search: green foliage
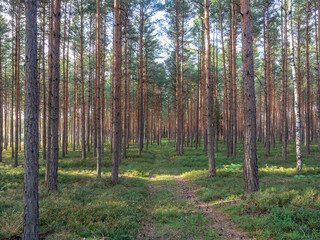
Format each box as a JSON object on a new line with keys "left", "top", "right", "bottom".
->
{"left": 1, "top": 141, "right": 320, "bottom": 239}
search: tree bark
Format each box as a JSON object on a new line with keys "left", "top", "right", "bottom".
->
{"left": 205, "top": 0, "right": 216, "bottom": 177}
{"left": 123, "top": 0, "right": 128, "bottom": 158}
{"left": 220, "top": 4, "right": 228, "bottom": 145}
{"left": 80, "top": 0, "right": 86, "bottom": 160}
{"left": 288, "top": 0, "right": 302, "bottom": 171}
{"left": 112, "top": 0, "right": 121, "bottom": 184}
{"left": 46, "top": 0, "right": 54, "bottom": 181}
{"left": 42, "top": 0, "right": 46, "bottom": 160}
{"left": 48, "top": 0, "right": 61, "bottom": 191}
{"left": 23, "top": 0, "right": 39, "bottom": 237}
{"left": 15, "top": 0, "right": 21, "bottom": 167}
{"left": 138, "top": 2, "right": 144, "bottom": 156}
{"left": 0, "top": 39, "right": 3, "bottom": 162}
{"left": 306, "top": 0, "right": 310, "bottom": 155}
{"left": 282, "top": 0, "right": 288, "bottom": 161}
{"left": 96, "top": 0, "right": 102, "bottom": 177}
{"left": 240, "top": 0, "right": 259, "bottom": 196}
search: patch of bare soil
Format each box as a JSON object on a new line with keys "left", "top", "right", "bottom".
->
{"left": 174, "top": 176, "right": 252, "bottom": 240}
{"left": 138, "top": 177, "right": 156, "bottom": 240}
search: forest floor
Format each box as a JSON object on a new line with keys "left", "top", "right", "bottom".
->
{"left": 1, "top": 140, "right": 320, "bottom": 239}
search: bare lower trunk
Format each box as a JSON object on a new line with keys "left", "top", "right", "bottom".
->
{"left": 80, "top": 0, "right": 86, "bottom": 160}
{"left": 240, "top": 0, "right": 259, "bottom": 195}
{"left": 204, "top": 0, "right": 216, "bottom": 177}
{"left": 112, "top": 0, "right": 121, "bottom": 184}
{"left": 23, "top": 0, "right": 39, "bottom": 237}
{"left": 48, "top": 0, "right": 61, "bottom": 191}
{"left": 288, "top": 0, "right": 302, "bottom": 171}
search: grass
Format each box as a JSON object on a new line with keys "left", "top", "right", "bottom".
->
{"left": 0, "top": 140, "right": 319, "bottom": 239}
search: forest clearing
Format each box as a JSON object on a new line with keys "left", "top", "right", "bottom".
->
{"left": 0, "top": 0, "right": 320, "bottom": 239}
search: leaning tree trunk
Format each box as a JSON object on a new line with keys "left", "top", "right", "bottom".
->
{"left": 240, "top": 0, "right": 259, "bottom": 196}
{"left": 288, "top": 0, "right": 302, "bottom": 171}
{"left": 204, "top": 0, "right": 216, "bottom": 177}
{"left": 23, "top": 0, "right": 39, "bottom": 238}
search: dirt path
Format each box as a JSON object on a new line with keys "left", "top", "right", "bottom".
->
{"left": 174, "top": 176, "right": 251, "bottom": 240}
{"left": 138, "top": 177, "right": 156, "bottom": 240}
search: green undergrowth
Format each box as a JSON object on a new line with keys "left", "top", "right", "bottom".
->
{"left": 0, "top": 140, "right": 319, "bottom": 239}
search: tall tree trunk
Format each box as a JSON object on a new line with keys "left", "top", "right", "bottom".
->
{"left": 48, "top": 0, "right": 61, "bottom": 191}
{"left": 0, "top": 39, "right": 2, "bottom": 162}
{"left": 240, "top": 0, "right": 259, "bottom": 196}
{"left": 46, "top": 0, "right": 54, "bottom": 180}
{"left": 138, "top": 1, "right": 144, "bottom": 156}
{"left": 317, "top": 0, "right": 320, "bottom": 151}
{"left": 112, "top": 0, "right": 121, "bottom": 184}
{"left": 23, "top": 0, "right": 39, "bottom": 237}
{"left": 80, "top": 0, "right": 86, "bottom": 160}
{"left": 42, "top": 0, "right": 46, "bottom": 160}
{"left": 62, "top": 1, "right": 67, "bottom": 157}
{"left": 15, "top": 0, "right": 21, "bottom": 167}
{"left": 227, "top": 3, "right": 234, "bottom": 157}
{"left": 306, "top": 0, "right": 310, "bottom": 154}
{"left": 201, "top": 20, "right": 207, "bottom": 154}
{"left": 265, "top": 1, "right": 271, "bottom": 155}
{"left": 220, "top": 4, "right": 227, "bottom": 145}
{"left": 282, "top": 0, "right": 288, "bottom": 161}
{"left": 123, "top": 0, "right": 128, "bottom": 158}
{"left": 4, "top": 66, "right": 8, "bottom": 151}
{"left": 205, "top": 0, "right": 216, "bottom": 177}
{"left": 288, "top": 0, "right": 302, "bottom": 171}
{"left": 232, "top": 3, "right": 238, "bottom": 157}
{"left": 180, "top": 8, "right": 184, "bottom": 155}
{"left": 87, "top": 18, "right": 92, "bottom": 153}
{"left": 96, "top": 0, "right": 102, "bottom": 177}
{"left": 144, "top": 53, "right": 149, "bottom": 150}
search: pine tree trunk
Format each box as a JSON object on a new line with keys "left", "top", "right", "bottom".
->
{"left": 138, "top": 3, "right": 144, "bottom": 156}
{"left": 265, "top": 2, "right": 271, "bottom": 155}
{"left": 42, "top": 0, "right": 46, "bottom": 160}
{"left": 180, "top": 10, "right": 184, "bottom": 155}
{"left": 316, "top": 0, "right": 320, "bottom": 151}
{"left": 282, "top": 0, "right": 288, "bottom": 161}
{"left": 96, "top": 0, "right": 102, "bottom": 177}
{"left": 306, "top": 0, "right": 310, "bottom": 155}
{"left": 46, "top": 0, "right": 54, "bottom": 180}
{"left": 23, "top": 0, "right": 39, "bottom": 237}
{"left": 205, "top": 0, "right": 216, "bottom": 177}
{"left": 80, "top": 0, "right": 86, "bottom": 160}
{"left": 14, "top": 0, "right": 21, "bottom": 167}
{"left": 87, "top": 18, "right": 92, "bottom": 153}
{"left": 48, "top": 0, "right": 61, "bottom": 191}
{"left": 123, "top": 0, "right": 128, "bottom": 158}
{"left": 240, "top": 0, "right": 259, "bottom": 196}
{"left": 220, "top": 4, "right": 228, "bottom": 145}
{"left": 0, "top": 39, "right": 3, "bottom": 162}
{"left": 175, "top": 2, "right": 180, "bottom": 153}
{"left": 112, "top": 0, "right": 121, "bottom": 184}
